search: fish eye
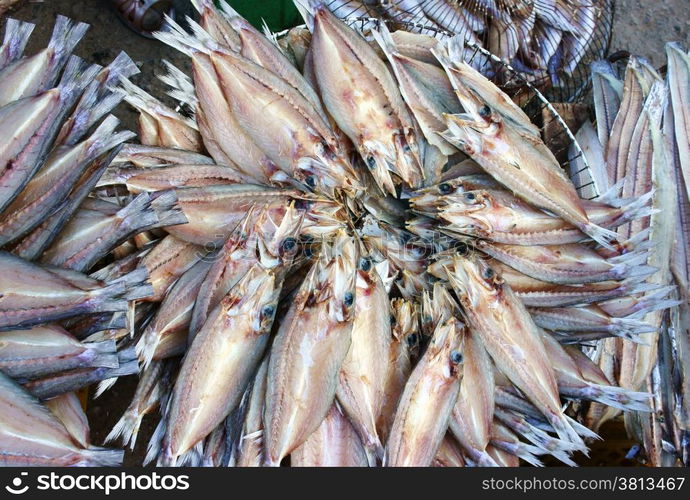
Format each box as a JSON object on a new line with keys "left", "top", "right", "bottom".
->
{"left": 261, "top": 304, "right": 276, "bottom": 319}
{"left": 438, "top": 183, "right": 452, "bottom": 195}
{"left": 456, "top": 242, "right": 469, "bottom": 256}
{"left": 464, "top": 192, "right": 476, "bottom": 202}
{"left": 344, "top": 291, "right": 354, "bottom": 307}
{"left": 305, "top": 175, "right": 317, "bottom": 188}
{"left": 281, "top": 237, "right": 297, "bottom": 253}
{"left": 479, "top": 105, "right": 492, "bottom": 118}
{"left": 366, "top": 156, "right": 376, "bottom": 169}
{"left": 407, "top": 333, "right": 418, "bottom": 347}
{"left": 450, "top": 350, "right": 463, "bottom": 364}
{"left": 483, "top": 267, "right": 495, "bottom": 280}
{"left": 359, "top": 257, "right": 372, "bottom": 272}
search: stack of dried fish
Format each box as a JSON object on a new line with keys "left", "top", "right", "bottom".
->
{"left": 323, "top": 0, "right": 612, "bottom": 88}
{"left": 1, "top": 1, "right": 682, "bottom": 467}
{"left": 75, "top": 0, "right": 675, "bottom": 467}
{"left": 570, "top": 44, "right": 690, "bottom": 466}
{"left": 0, "top": 16, "right": 188, "bottom": 466}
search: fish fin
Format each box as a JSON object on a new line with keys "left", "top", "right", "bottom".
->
{"left": 565, "top": 414, "right": 601, "bottom": 441}
{"left": 76, "top": 446, "right": 124, "bottom": 466}
{"left": 105, "top": 405, "right": 144, "bottom": 450}
{"left": 159, "top": 59, "right": 198, "bottom": 109}
{"left": 57, "top": 56, "right": 102, "bottom": 108}
{"left": 103, "top": 51, "right": 140, "bottom": 84}
{"left": 491, "top": 440, "right": 545, "bottom": 467}
{"left": 149, "top": 190, "right": 188, "bottom": 228}
{"left": 578, "top": 383, "right": 653, "bottom": 412}
{"left": 581, "top": 222, "right": 620, "bottom": 251}
{"left": 154, "top": 13, "right": 218, "bottom": 56}
{"left": 84, "top": 115, "right": 137, "bottom": 165}
{"left": 86, "top": 339, "right": 120, "bottom": 369}
{"left": 1, "top": 18, "right": 35, "bottom": 66}
{"left": 93, "top": 359, "right": 139, "bottom": 398}
{"left": 544, "top": 411, "right": 588, "bottom": 453}
{"left": 102, "top": 266, "right": 154, "bottom": 302}
{"left": 46, "top": 15, "right": 90, "bottom": 87}
{"left": 146, "top": 416, "right": 168, "bottom": 466}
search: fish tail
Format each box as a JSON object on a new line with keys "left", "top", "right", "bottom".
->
{"left": 105, "top": 406, "right": 144, "bottom": 450}
{"left": 85, "top": 339, "right": 120, "bottom": 369}
{"left": 47, "top": 16, "right": 89, "bottom": 83}
{"left": 116, "top": 192, "right": 158, "bottom": 232}
{"left": 153, "top": 12, "right": 216, "bottom": 57}
{"left": 159, "top": 60, "right": 198, "bottom": 109}
{"left": 1, "top": 18, "right": 35, "bottom": 65}
{"left": 104, "top": 51, "right": 139, "bottom": 84}
{"left": 492, "top": 440, "right": 544, "bottom": 467}
{"left": 475, "top": 451, "right": 500, "bottom": 467}
{"left": 581, "top": 222, "right": 620, "bottom": 251}
{"left": 94, "top": 358, "right": 139, "bottom": 398}
{"left": 149, "top": 190, "right": 188, "bottom": 228}
{"left": 618, "top": 190, "right": 657, "bottom": 222}
{"left": 608, "top": 316, "right": 657, "bottom": 341}
{"left": 293, "top": 0, "right": 320, "bottom": 31}
{"left": 146, "top": 395, "right": 171, "bottom": 465}
{"left": 85, "top": 117, "right": 135, "bottom": 162}
{"left": 57, "top": 56, "right": 101, "bottom": 108}
{"left": 547, "top": 411, "right": 588, "bottom": 453}
{"left": 579, "top": 383, "right": 653, "bottom": 412}
{"left": 564, "top": 414, "right": 601, "bottom": 441}
{"left": 135, "top": 327, "right": 159, "bottom": 369}
{"left": 518, "top": 420, "right": 579, "bottom": 465}
{"left": 77, "top": 446, "right": 124, "bottom": 467}
{"left": 102, "top": 266, "right": 154, "bottom": 303}
{"left": 177, "top": 442, "right": 204, "bottom": 466}
{"left": 620, "top": 288, "right": 681, "bottom": 319}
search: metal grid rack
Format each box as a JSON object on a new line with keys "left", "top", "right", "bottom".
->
{"left": 326, "top": 0, "right": 614, "bottom": 104}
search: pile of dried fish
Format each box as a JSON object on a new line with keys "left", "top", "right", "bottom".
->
{"left": 570, "top": 44, "right": 690, "bottom": 466}
{"left": 0, "top": 16, "right": 187, "bottom": 466}
{"left": 0, "top": 0, "right": 685, "bottom": 468}
{"left": 323, "top": 0, "right": 611, "bottom": 87}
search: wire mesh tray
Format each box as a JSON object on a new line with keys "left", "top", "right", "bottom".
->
{"left": 325, "top": 0, "right": 614, "bottom": 104}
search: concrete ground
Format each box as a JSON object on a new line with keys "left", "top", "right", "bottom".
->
{"left": 0, "top": 0, "right": 687, "bottom": 465}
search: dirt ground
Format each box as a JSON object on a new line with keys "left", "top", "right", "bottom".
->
{"left": 0, "top": 0, "right": 687, "bottom": 466}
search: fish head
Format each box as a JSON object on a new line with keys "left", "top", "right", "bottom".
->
{"left": 439, "top": 190, "right": 493, "bottom": 238}
{"left": 427, "top": 317, "right": 466, "bottom": 380}
{"left": 317, "top": 230, "right": 358, "bottom": 323}
{"left": 406, "top": 216, "right": 442, "bottom": 240}
{"left": 224, "top": 267, "right": 279, "bottom": 334}
{"left": 442, "top": 110, "right": 502, "bottom": 158}
{"left": 220, "top": 206, "right": 261, "bottom": 254}
{"left": 391, "top": 297, "right": 421, "bottom": 358}
{"left": 446, "top": 252, "right": 504, "bottom": 310}
{"left": 296, "top": 143, "right": 364, "bottom": 198}
{"left": 256, "top": 203, "right": 305, "bottom": 269}
{"left": 298, "top": 197, "right": 348, "bottom": 240}
{"left": 409, "top": 177, "right": 478, "bottom": 213}
{"left": 359, "top": 141, "right": 399, "bottom": 197}
{"left": 392, "top": 131, "right": 424, "bottom": 189}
